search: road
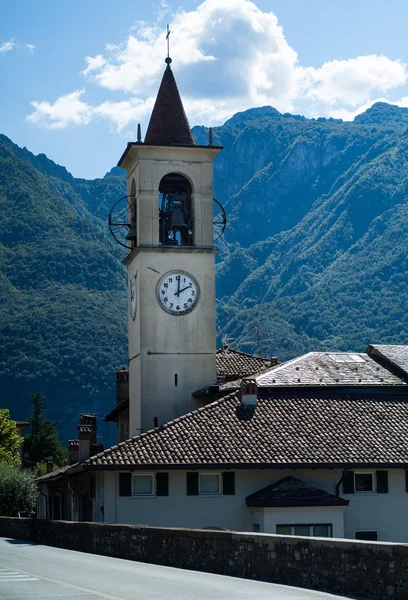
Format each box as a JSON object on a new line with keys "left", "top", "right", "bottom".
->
{"left": 0, "top": 537, "right": 351, "bottom": 599}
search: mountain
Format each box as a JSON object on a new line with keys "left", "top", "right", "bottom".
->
{"left": 193, "top": 101, "right": 408, "bottom": 358}
{"left": 0, "top": 134, "right": 127, "bottom": 442}
{"left": 2, "top": 101, "right": 408, "bottom": 440}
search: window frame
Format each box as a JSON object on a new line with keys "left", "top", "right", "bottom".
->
{"left": 276, "top": 524, "right": 333, "bottom": 537}
{"left": 131, "top": 472, "right": 155, "bottom": 497}
{"left": 198, "top": 472, "right": 222, "bottom": 496}
{"left": 354, "top": 471, "right": 375, "bottom": 493}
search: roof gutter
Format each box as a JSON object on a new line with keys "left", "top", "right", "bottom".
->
{"left": 80, "top": 461, "right": 408, "bottom": 473}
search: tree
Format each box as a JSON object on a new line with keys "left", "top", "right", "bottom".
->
{"left": 0, "top": 409, "right": 22, "bottom": 466}
{"left": 0, "top": 463, "right": 38, "bottom": 516}
{"left": 23, "top": 392, "right": 66, "bottom": 469}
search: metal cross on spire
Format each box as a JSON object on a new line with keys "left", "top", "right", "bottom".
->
{"left": 165, "top": 24, "right": 172, "bottom": 64}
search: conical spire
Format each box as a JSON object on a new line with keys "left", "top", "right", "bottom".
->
{"left": 144, "top": 60, "right": 195, "bottom": 146}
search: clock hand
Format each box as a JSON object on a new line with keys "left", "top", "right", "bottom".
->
{"left": 178, "top": 284, "right": 192, "bottom": 294}
{"left": 176, "top": 276, "right": 181, "bottom": 297}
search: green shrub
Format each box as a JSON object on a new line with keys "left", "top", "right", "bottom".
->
{"left": 0, "top": 462, "right": 38, "bottom": 516}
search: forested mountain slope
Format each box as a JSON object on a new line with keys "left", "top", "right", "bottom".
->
{"left": 193, "top": 102, "right": 408, "bottom": 358}
{"left": 0, "top": 135, "right": 127, "bottom": 440}
{"left": 2, "top": 101, "right": 408, "bottom": 439}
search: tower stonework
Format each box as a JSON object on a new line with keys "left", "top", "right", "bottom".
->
{"left": 118, "top": 61, "right": 222, "bottom": 436}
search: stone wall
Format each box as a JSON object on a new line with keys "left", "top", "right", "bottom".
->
{"left": 1, "top": 517, "right": 407, "bottom": 599}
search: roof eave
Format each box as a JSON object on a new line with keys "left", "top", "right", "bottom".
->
{"left": 118, "top": 142, "right": 223, "bottom": 170}
{"left": 80, "top": 461, "right": 408, "bottom": 472}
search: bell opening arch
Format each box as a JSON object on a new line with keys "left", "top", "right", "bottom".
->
{"left": 158, "top": 172, "right": 194, "bottom": 247}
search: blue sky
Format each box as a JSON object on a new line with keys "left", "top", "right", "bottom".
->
{"left": 2, "top": 0, "right": 408, "bottom": 179}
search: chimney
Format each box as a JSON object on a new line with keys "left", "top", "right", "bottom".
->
{"left": 116, "top": 368, "right": 129, "bottom": 406}
{"left": 46, "top": 460, "right": 53, "bottom": 473}
{"left": 77, "top": 414, "right": 97, "bottom": 462}
{"left": 270, "top": 357, "right": 278, "bottom": 367}
{"left": 68, "top": 440, "right": 80, "bottom": 465}
{"left": 240, "top": 378, "right": 258, "bottom": 411}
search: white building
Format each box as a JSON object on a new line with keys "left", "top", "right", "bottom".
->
{"left": 38, "top": 55, "right": 408, "bottom": 544}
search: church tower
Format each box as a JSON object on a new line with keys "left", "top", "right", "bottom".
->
{"left": 117, "top": 57, "right": 222, "bottom": 436}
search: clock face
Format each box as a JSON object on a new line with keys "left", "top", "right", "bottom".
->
{"left": 156, "top": 271, "right": 199, "bottom": 315}
{"left": 130, "top": 274, "right": 137, "bottom": 319}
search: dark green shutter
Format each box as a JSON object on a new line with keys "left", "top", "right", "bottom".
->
{"left": 343, "top": 471, "right": 354, "bottom": 494}
{"left": 156, "top": 473, "right": 169, "bottom": 496}
{"left": 119, "top": 473, "right": 131, "bottom": 496}
{"left": 376, "top": 470, "right": 388, "bottom": 493}
{"left": 186, "top": 472, "right": 199, "bottom": 495}
{"left": 222, "top": 472, "right": 235, "bottom": 495}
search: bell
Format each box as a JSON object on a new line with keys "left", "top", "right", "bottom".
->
{"left": 169, "top": 206, "right": 188, "bottom": 229}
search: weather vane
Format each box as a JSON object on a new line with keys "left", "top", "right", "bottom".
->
{"left": 165, "top": 24, "right": 172, "bottom": 64}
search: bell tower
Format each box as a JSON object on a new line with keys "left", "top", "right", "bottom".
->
{"left": 117, "top": 57, "right": 223, "bottom": 436}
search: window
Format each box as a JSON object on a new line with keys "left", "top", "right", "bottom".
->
{"left": 355, "top": 530, "right": 378, "bottom": 541}
{"left": 328, "top": 353, "right": 366, "bottom": 363}
{"left": 276, "top": 524, "right": 332, "bottom": 537}
{"left": 132, "top": 474, "right": 154, "bottom": 496}
{"left": 186, "top": 472, "right": 235, "bottom": 496}
{"left": 355, "top": 472, "right": 374, "bottom": 492}
{"left": 343, "top": 470, "right": 388, "bottom": 494}
{"left": 199, "top": 473, "right": 221, "bottom": 495}
{"left": 253, "top": 523, "right": 260, "bottom": 533}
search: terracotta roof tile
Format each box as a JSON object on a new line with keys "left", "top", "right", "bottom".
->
{"left": 216, "top": 347, "right": 275, "bottom": 380}
{"left": 256, "top": 352, "right": 406, "bottom": 387}
{"left": 246, "top": 476, "right": 349, "bottom": 508}
{"left": 84, "top": 391, "right": 408, "bottom": 469}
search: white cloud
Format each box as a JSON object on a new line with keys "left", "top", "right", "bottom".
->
{"left": 155, "top": 0, "right": 171, "bottom": 21}
{"left": 82, "top": 54, "right": 106, "bottom": 76}
{"left": 27, "top": 90, "right": 93, "bottom": 129}
{"left": 26, "top": 0, "right": 408, "bottom": 132}
{"left": 303, "top": 55, "right": 408, "bottom": 107}
{"left": 26, "top": 44, "right": 36, "bottom": 54}
{"left": 0, "top": 41, "right": 14, "bottom": 52}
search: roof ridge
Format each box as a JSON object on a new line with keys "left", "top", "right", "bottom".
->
{"left": 217, "top": 347, "right": 270, "bottom": 360}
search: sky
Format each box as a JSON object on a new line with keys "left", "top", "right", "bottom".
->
{"left": 2, "top": 0, "right": 408, "bottom": 179}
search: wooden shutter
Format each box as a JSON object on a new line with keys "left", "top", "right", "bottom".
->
{"left": 342, "top": 471, "right": 354, "bottom": 494}
{"left": 222, "top": 472, "right": 235, "bottom": 495}
{"left": 376, "top": 470, "right": 388, "bottom": 493}
{"left": 119, "top": 473, "right": 132, "bottom": 496}
{"left": 156, "top": 472, "right": 169, "bottom": 496}
{"left": 186, "top": 472, "right": 199, "bottom": 495}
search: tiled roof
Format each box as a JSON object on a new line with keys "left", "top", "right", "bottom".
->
{"left": 15, "top": 420, "right": 29, "bottom": 428}
{"left": 37, "top": 463, "right": 73, "bottom": 482}
{"left": 84, "top": 391, "right": 408, "bottom": 469}
{"left": 255, "top": 352, "right": 406, "bottom": 388}
{"left": 246, "top": 476, "right": 349, "bottom": 508}
{"left": 216, "top": 347, "right": 276, "bottom": 379}
{"left": 104, "top": 398, "right": 129, "bottom": 422}
{"left": 367, "top": 345, "right": 408, "bottom": 380}
{"left": 144, "top": 63, "right": 195, "bottom": 146}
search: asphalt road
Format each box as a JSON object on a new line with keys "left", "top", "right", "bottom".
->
{"left": 0, "top": 537, "right": 350, "bottom": 599}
